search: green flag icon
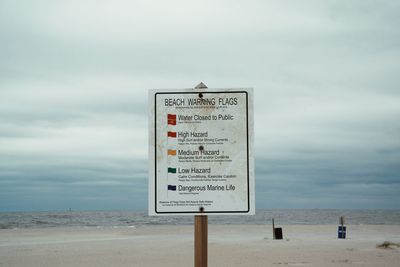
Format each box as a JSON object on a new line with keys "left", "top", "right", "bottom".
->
{"left": 168, "top": 167, "right": 176, "bottom": 174}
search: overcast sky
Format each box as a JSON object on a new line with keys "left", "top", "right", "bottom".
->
{"left": 1, "top": 0, "right": 399, "bottom": 211}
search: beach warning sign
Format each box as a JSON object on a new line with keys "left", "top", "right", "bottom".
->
{"left": 148, "top": 88, "right": 255, "bottom": 215}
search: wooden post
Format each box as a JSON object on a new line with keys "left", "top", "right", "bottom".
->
{"left": 272, "top": 218, "right": 275, "bottom": 240}
{"left": 195, "top": 215, "right": 208, "bottom": 267}
{"left": 194, "top": 82, "right": 208, "bottom": 267}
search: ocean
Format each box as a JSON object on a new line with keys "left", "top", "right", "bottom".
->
{"left": 1, "top": 210, "right": 399, "bottom": 229}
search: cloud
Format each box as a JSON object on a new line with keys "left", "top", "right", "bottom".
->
{"left": 0, "top": 0, "right": 399, "bottom": 211}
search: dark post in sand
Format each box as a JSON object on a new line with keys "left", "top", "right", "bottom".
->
{"left": 338, "top": 215, "right": 346, "bottom": 239}
{"left": 272, "top": 218, "right": 276, "bottom": 240}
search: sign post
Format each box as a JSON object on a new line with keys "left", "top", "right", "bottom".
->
{"left": 194, "top": 83, "right": 208, "bottom": 267}
{"left": 195, "top": 212, "right": 208, "bottom": 267}
{"left": 148, "top": 83, "right": 255, "bottom": 266}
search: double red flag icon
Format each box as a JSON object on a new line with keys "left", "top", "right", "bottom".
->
{"left": 167, "top": 114, "right": 176, "bottom": 125}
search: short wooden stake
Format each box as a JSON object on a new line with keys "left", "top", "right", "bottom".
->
{"left": 195, "top": 215, "right": 208, "bottom": 267}
{"left": 272, "top": 218, "right": 275, "bottom": 240}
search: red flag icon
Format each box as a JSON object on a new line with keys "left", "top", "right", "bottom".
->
{"left": 167, "top": 114, "right": 176, "bottom": 125}
{"left": 167, "top": 131, "right": 177, "bottom": 138}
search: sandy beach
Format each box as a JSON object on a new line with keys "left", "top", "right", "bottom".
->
{"left": 1, "top": 224, "right": 399, "bottom": 266}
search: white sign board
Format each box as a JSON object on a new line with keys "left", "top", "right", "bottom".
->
{"left": 148, "top": 88, "right": 254, "bottom": 215}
